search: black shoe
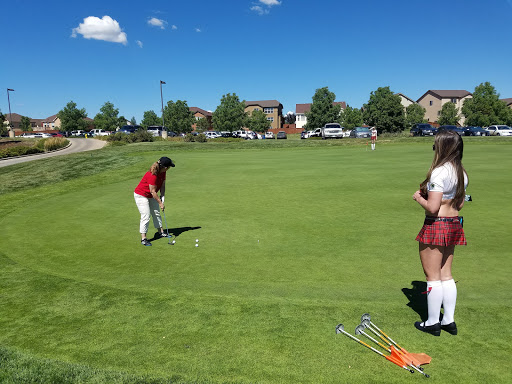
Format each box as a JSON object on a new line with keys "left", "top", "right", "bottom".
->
{"left": 441, "top": 322, "right": 458, "bottom": 335}
{"left": 141, "top": 239, "right": 152, "bottom": 246}
{"left": 414, "top": 322, "right": 441, "bottom": 336}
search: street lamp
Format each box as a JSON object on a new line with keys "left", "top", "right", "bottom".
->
{"left": 160, "top": 81, "right": 166, "bottom": 129}
{"left": 7, "top": 88, "right": 14, "bottom": 134}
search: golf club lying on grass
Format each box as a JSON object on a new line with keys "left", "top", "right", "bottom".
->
{"left": 335, "top": 324, "right": 414, "bottom": 374}
{"left": 360, "top": 313, "right": 432, "bottom": 369}
{"left": 355, "top": 325, "right": 430, "bottom": 378}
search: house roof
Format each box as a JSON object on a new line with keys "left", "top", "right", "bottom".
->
{"left": 4, "top": 113, "right": 23, "bottom": 122}
{"left": 295, "top": 102, "right": 346, "bottom": 114}
{"left": 500, "top": 98, "right": 512, "bottom": 106}
{"left": 245, "top": 100, "right": 282, "bottom": 109}
{"left": 189, "top": 107, "right": 212, "bottom": 117}
{"left": 396, "top": 93, "right": 415, "bottom": 103}
{"left": 44, "top": 114, "right": 58, "bottom": 122}
{"left": 417, "top": 90, "right": 472, "bottom": 102}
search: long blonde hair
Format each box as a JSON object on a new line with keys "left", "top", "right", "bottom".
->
{"left": 420, "top": 130, "right": 467, "bottom": 209}
{"left": 150, "top": 161, "right": 162, "bottom": 175}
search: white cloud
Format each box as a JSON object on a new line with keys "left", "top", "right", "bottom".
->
{"left": 71, "top": 16, "right": 127, "bottom": 45}
{"left": 171, "top": 25, "right": 178, "bottom": 30}
{"left": 195, "top": 28, "right": 201, "bottom": 32}
{"left": 136, "top": 40, "right": 143, "bottom": 48}
{"left": 250, "top": 0, "right": 281, "bottom": 15}
{"left": 148, "top": 17, "right": 167, "bottom": 29}
{"left": 250, "top": 6, "right": 269, "bottom": 15}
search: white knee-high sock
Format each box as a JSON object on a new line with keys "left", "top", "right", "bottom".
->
{"left": 441, "top": 279, "right": 457, "bottom": 325}
{"left": 426, "top": 280, "right": 443, "bottom": 326}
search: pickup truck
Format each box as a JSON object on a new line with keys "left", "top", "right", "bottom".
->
{"left": 309, "top": 123, "right": 345, "bottom": 139}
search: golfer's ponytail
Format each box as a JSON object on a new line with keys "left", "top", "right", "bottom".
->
{"left": 150, "top": 161, "right": 160, "bottom": 175}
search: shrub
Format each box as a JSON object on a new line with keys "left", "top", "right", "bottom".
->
{"left": 107, "top": 140, "right": 127, "bottom": 147}
{"left": 183, "top": 133, "right": 195, "bottom": 142}
{"left": 44, "top": 137, "right": 68, "bottom": 151}
{"left": 0, "top": 146, "right": 43, "bottom": 158}
{"left": 195, "top": 134, "right": 207, "bottom": 142}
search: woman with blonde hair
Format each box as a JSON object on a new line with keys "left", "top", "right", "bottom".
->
{"left": 134, "top": 156, "right": 175, "bottom": 246}
{"left": 412, "top": 130, "right": 468, "bottom": 336}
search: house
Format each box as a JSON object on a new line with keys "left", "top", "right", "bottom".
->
{"left": 189, "top": 107, "right": 212, "bottom": 130}
{"left": 396, "top": 93, "right": 416, "bottom": 110}
{"left": 500, "top": 98, "right": 512, "bottom": 109}
{"left": 42, "top": 114, "right": 61, "bottom": 129}
{"left": 295, "top": 102, "right": 346, "bottom": 129}
{"left": 417, "top": 90, "right": 472, "bottom": 126}
{"left": 244, "top": 100, "right": 283, "bottom": 130}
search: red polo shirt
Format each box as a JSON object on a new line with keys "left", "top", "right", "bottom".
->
{"left": 134, "top": 171, "right": 166, "bottom": 198}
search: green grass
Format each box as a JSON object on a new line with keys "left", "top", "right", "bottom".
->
{"left": 0, "top": 137, "right": 511, "bottom": 383}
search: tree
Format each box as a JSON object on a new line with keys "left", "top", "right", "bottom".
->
{"left": 21, "top": 116, "right": 32, "bottom": 131}
{"left": 57, "top": 101, "right": 88, "bottom": 133}
{"left": 405, "top": 103, "right": 427, "bottom": 128}
{"left": 438, "top": 102, "right": 460, "bottom": 126}
{"left": 195, "top": 117, "right": 211, "bottom": 133}
{"left": 305, "top": 87, "right": 341, "bottom": 129}
{"left": 163, "top": 100, "right": 194, "bottom": 134}
{"left": 247, "top": 109, "right": 271, "bottom": 133}
{"left": 130, "top": 116, "right": 137, "bottom": 125}
{"left": 212, "top": 93, "right": 247, "bottom": 132}
{"left": 141, "top": 110, "right": 162, "bottom": 128}
{"left": 284, "top": 111, "right": 296, "bottom": 125}
{"left": 94, "top": 101, "right": 120, "bottom": 131}
{"left": 339, "top": 106, "right": 363, "bottom": 130}
{"left": 0, "top": 110, "right": 7, "bottom": 136}
{"left": 362, "top": 87, "right": 405, "bottom": 132}
{"left": 462, "top": 82, "right": 512, "bottom": 126}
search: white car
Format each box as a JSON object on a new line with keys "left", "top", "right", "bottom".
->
{"left": 70, "top": 130, "right": 85, "bottom": 136}
{"left": 20, "top": 132, "right": 44, "bottom": 138}
{"left": 147, "top": 126, "right": 166, "bottom": 137}
{"left": 322, "top": 123, "right": 345, "bottom": 139}
{"left": 265, "top": 132, "right": 275, "bottom": 139}
{"left": 204, "top": 131, "right": 221, "bottom": 139}
{"left": 90, "top": 129, "right": 111, "bottom": 136}
{"left": 485, "top": 125, "right": 512, "bottom": 136}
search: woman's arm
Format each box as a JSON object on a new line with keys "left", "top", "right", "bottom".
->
{"left": 413, "top": 190, "right": 442, "bottom": 216}
{"left": 149, "top": 184, "right": 165, "bottom": 210}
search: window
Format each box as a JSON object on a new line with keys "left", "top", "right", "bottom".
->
{"left": 451, "top": 98, "right": 456, "bottom": 103}
{"left": 429, "top": 101, "right": 433, "bottom": 106}
{"left": 253, "top": 107, "right": 259, "bottom": 111}
{"left": 264, "top": 107, "right": 274, "bottom": 114}
{"left": 267, "top": 117, "right": 274, "bottom": 122}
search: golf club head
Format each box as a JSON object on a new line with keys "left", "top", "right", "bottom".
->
{"left": 335, "top": 324, "right": 344, "bottom": 334}
{"left": 361, "top": 319, "right": 371, "bottom": 327}
{"left": 361, "top": 313, "right": 371, "bottom": 322}
{"left": 355, "top": 325, "right": 365, "bottom": 335}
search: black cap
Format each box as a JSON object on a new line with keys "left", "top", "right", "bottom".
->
{"left": 158, "top": 157, "right": 175, "bottom": 168}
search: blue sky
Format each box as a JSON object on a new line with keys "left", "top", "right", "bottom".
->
{"left": 2, "top": 0, "right": 512, "bottom": 122}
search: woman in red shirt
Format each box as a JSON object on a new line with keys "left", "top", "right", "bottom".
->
{"left": 134, "top": 156, "right": 175, "bottom": 246}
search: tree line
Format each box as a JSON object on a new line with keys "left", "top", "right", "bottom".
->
{"left": 304, "top": 82, "right": 512, "bottom": 132}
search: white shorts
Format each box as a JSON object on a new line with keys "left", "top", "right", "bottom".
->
{"left": 134, "top": 192, "right": 162, "bottom": 234}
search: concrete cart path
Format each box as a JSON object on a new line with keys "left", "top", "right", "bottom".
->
{"left": 0, "top": 138, "right": 108, "bottom": 168}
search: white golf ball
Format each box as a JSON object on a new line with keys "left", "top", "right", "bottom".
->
{"left": 195, "top": 244, "right": 199, "bottom": 247}
{"left": 172, "top": 240, "right": 176, "bottom": 244}
{"left": 196, "top": 239, "right": 199, "bottom": 242}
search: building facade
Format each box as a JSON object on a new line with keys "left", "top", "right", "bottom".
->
{"left": 295, "top": 102, "right": 346, "bottom": 129}
{"left": 244, "top": 100, "right": 283, "bottom": 130}
{"left": 417, "top": 90, "right": 472, "bottom": 126}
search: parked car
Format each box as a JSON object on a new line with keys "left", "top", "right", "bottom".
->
{"left": 90, "top": 128, "right": 111, "bottom": 136}
{"left": 265, "top": 132, "right": 275, "bottom": 139}
{"left": 119, "top": 125, "right": 142, "bottom": 134}
{"left": 321, "top": 123, "right": 345, "bottom": 139}
{"left": 220, "top": 131, "right": 233, "bottom": 138}
{"left": 438, "top": 125, "right": 465, "bottom": 136}
{"left": 410, "top": 123, "right": 437, "bottom": 136}
{"left": 350, "top": 127, "right": 371, "bottom": 138}
{"left": 147, "top": 126, "right": 166, "bottom": 137}
{"left": 485, "top": 125, "right": 512, "bottom": 136}
{"left": 276, "top": 131, "right": 287, "bottom": 139}
{"left": 464, "top": 126, "right": 489, "bottom": 136}
{"left": 50, "top": 132, "right": 64, "bottom": 137}
{"left": 70, "top": 130, "right": 85, "bottom": 136}
{"left": 204, "top": 131, "right": 221, "bottom": 139}
{"left": 20, "top": 132, "right": 44, "bottom": 138}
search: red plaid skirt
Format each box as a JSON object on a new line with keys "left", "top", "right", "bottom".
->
{"left": 416, "top": 216, "right": 466, "bottom": 246}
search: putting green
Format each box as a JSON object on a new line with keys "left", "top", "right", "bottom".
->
{"left": 1, "top": 140, "right": 511, "bottom": 383}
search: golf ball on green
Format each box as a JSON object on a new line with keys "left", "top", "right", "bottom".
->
{"left": 195, "top": 244, "right": 199, "bottom": 247}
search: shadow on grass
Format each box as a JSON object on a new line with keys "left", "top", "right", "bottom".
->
{"left": 402, "top": 281, "right": 428, "bottom": 321}
{"left": 150, "top": 226, "right": 201, "bottom": 241}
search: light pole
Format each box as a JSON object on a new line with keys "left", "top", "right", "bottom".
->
{"left": 7, "top": 88, "right": 14, "bottom": 136}
{"left": 160, "top": 80, "right": 166, "bottom": 128}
